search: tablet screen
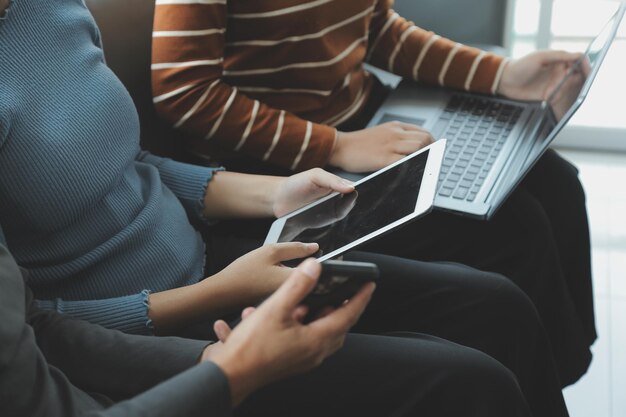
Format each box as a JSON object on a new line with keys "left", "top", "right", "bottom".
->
{"left": 277, "top": 149, "right": 430, "bottom": 257}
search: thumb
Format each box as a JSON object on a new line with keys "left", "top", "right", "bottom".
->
{"left": 213, "top": 320, "right": 232, "bottom": 342}
{"left": 269, "top": 242, "right": 319, "bottom": 262}
{"left": 268, "top": 258, "right": 320, "bottom": 313}
{"left": 310, "top": 169, "right": 355, "bottom": 194}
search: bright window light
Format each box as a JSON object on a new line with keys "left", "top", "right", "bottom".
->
{"left": 507, "top": 0, "right": 626, "bottom": 148}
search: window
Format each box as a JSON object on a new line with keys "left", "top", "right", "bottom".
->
{"left": 506, "top": 0, "right": 626, "bottom": 150}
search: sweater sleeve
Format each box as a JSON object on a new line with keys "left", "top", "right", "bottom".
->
{"left": 28, "top": 291, "right": 218, "bottom": 404}
{"left": 151, "top": 1, "right": 336, "bottom": 171}
{"left": 136, "top": 151, "right": 223, "bottom": 223}
{"left": 367, "top": 0, "right": 508, "bottom": 95}
{"left": 34, "top": 291, "right": 153, "bottom": 335}
{"left": 1, "top": 243, "right": 231, "bottom": 417}
{"left": 85, "top": 363, "right": 232, "bottom": 417}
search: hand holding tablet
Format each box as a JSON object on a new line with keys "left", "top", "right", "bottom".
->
{"left": 265, "top": 140, "right": 446, "bottom": 261}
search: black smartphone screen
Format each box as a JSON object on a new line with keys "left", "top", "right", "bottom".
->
{"left": 301, "top": 260, "right": 379, "bottom": 323}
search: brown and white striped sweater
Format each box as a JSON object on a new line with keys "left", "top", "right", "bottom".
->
{"left": 151, "top": 0, "right": 507, "bottom": 171}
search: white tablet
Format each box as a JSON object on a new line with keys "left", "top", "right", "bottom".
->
{"left": 264, "top": 139, "right": 446, "bottom": 261}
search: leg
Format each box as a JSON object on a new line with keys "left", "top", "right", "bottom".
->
{"left": 362, "top": 186, "right": 591, "bottom": 385}
{"left": 522, "top": 149, "right": 596, "bottom": 345}
{"left": 235, "top": 333, "right": 532, "bottom": 417}
{"left": 345, "top": 251, "right": 569, "bottom": 417}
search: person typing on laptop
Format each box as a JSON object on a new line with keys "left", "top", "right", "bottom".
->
{"left": 152, "top": 0, "right": 596, "bottom": 385}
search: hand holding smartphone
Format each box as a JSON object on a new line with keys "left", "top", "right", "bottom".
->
{"left": 301, "top": 260, "right": 379, "bottom": 323}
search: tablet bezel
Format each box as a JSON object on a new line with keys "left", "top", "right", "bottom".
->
{"left": 264, "top": 139, "right": 446, "bottom": 261}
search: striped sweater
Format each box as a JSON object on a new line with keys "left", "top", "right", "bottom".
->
{"left": 152, "top": 0, "right": 507, "bottom": 171}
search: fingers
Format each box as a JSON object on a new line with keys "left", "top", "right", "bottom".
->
{"left": 241, "top": 306, "right": 256, "bottom": 320}
{"left": 335, "top": 192, "right": 358, "bottom": 220}
{"left": 268, "top": 241, "right": 319, "bottom": 262}
{"left": 267, "top": 258, "right": 321, "bottom": 312}
{"left": 309, "top": 168, "right": 355, "bottom": 194}
{"left": 392, "top": 138, "right": 432, "bottom": 155}
{"left": 292, "top": 304, "right": 309, "bottom": 322}
{"left": 311, "top": 282, "right": 375, "bottom": 334}
{"left": 213, "top": 320, "right": 232, "bottom": 342}
{"left": 579, "top": 56, "right": 592, "bottom": 77}
{"left": 383, "top": 121, "right": 426, "bottom": 132}
{"left": 539, "top": 50, "right": 583, "bottom": 65}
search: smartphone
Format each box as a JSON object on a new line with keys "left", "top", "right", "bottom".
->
{"left": 301, "top": 260, "right": 379, "bottom": 323}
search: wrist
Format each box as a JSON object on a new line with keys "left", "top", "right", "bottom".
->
{"left": 495, "top": 57, "right": 513, "bottom": 96}
{"left": 271, "top": 176, "right": 290, "bottom": 217}
{"left": 328, "top": 130, "right": 349, "bottom": 167}
{"left": 205, "top": 345, "right": 263, "bottom": 406}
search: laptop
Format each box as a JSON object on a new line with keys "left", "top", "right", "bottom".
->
{"left": 367, "top": 4, "right": 625, "bottom": 219}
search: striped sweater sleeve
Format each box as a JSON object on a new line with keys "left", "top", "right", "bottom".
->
{"left": 367, "top": 0, "right": 508, "bottom": 95}
{"left": 151, "top": 0, "right": 336, "bottom": 171}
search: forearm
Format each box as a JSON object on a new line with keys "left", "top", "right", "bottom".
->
{"left": 148, "top": 270, "right": 275, "bottom": 335}
{"left": 85, "top": 362, "right": 232, "bottom": 417}
{"left": 367, "top": 1, "right": 505, "bottom": 94}
{"left": 152, "top": 1, "right": 335, "bottom": 171}
{"left": 137, "top": 151, "right": 223, "bottom": 223}
{"left": 202, "top": 171, "right": 282, "bottom": 219}
{"left": 29, "top": 302, "right": 209, "bottom": 398}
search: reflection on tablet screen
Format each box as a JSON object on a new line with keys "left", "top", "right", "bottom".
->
{"left": 278, "top": 150, "right": 429, "bottom": 257}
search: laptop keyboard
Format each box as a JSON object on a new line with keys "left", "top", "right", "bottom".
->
{"left": 436, "top": 95, "right": 523, "bottom": 202}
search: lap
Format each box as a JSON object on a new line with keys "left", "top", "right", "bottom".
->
{"left": 234, "top": 333, "right": 530, "bottom": 417}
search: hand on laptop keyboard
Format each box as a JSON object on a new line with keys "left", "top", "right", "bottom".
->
{"left": 329, "top": 121, "right": 434, "bottom": 173}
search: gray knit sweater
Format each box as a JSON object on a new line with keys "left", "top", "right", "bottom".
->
{"left": 0, "top": 0, "right": 221, "bottom": 334}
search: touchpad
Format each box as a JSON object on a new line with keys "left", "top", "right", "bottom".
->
{"left": 379, "top": 113, "right": 426, "bottom": 126}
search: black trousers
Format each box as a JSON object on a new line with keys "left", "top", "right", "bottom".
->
{"left": 360, "top": 149, "right": 593, "bottom": 386}
{"left": 236, "top": 333, "right": 531, "bottom": 417}
{"left": 203, "top": 238, "right": 568, "bottom": 417}
{"left": 217, "top": 148, "right": 594, "bottom": 387}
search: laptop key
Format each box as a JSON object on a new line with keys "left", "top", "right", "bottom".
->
{"left": 453, "top": 187, "right": 469, "bottom": 200}
{"left": 439, "top": 187, "right": 454, "bottom": 197}
{"left": 460, "top": 179, "right": 473, "bottom": 188}
{"left": 465, "top": 172, "right": 477, "bottom": 181}
{"left": 448, "top": 173, "right": 461, "bottom": 182}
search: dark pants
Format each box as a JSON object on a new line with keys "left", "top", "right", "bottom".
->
{"left": 216, "top": 148, "right": 595, "bottom": 387}
{"left": 361, "top": 150, "right": 593, "bottom": 386}
{"left": 236, "top": 333, "right": 531, "bottom": 417}
{"left": 203, "top": 237, "right": 568, "bottom": 417}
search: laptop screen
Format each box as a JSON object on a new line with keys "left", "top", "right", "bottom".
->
{"left": 546, "top": 5, "right": 624, "bottom": 122}
{"left": 521, "top": 4, "right": 625, "bottom": 171}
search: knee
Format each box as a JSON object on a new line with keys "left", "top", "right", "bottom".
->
{"left": 456, "top": 348, "right": 520, "bottom": 393}
{"left": 542, "top": 150, "right": 587, "bottom": 204}
{"left": 498, "top": 271, "right": 542, "bottom": 320}
{"left": 435, "top": 343, "right": 531, "bottom": 415}
{"left": 478, "top": 271, "right": 544, "bottom": 332}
